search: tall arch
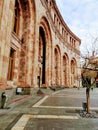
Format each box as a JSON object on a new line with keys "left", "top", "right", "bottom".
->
{"left": 38, "top": 16, "right": 52, "bottom": 87}
{"left": 54, "top": 45, "right": 61, "bottom": 85}
{"left": 70, "top": 58, "right": 77, "bottom": 87}
{"left": 39, "top": 27, "right": 46, "bottom": 84}
{"left": 7, "top": 0, "right": 36, "bottom": 87}
{"left": 62, "top": 53, "right": 69, "bottom": 87}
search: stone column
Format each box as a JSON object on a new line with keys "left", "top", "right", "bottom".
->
{"left": 68, "top": 62, "right": 71, "bottom": 87}
{"left": 26, "top": 35, "right": 34, "bottom": 86}
{"left": 32, "top": 27, "right": 39, "bottom": 87}
{"left": 0, "top": 0, "right": 15, "bottom": 89}
{"left": 58, "top": 51, "right": 61, "bottom": 86}
{"left": 51, "top": 45, "right": 55, "bottom": 85}
{"left": 61, "top": 56, "right": 64, "bottom": 86}
{"left": 46, "top": 37, "right": 52, "bottom": 87}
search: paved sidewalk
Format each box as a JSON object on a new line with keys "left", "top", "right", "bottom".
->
{"left": 0, "top": 88, "right": 98, "bottom": 130}
{"left": 0, "top": 88, "right": 53, "bottom": 113}
{"left": 0, "top": 88, "right": 54, "bottom": 130}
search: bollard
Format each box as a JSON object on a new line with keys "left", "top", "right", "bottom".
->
{"left": 82, "top": 102, "right": 87, "bottom": 111}
{"left": 1, "top": 92, "right": 8, "bottom": 109}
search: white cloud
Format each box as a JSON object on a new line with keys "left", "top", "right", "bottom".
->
{"left": 56, "top": 0, "right": 98, "bottom": 55}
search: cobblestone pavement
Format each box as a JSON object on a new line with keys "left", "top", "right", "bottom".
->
{"left": 0, "top": 88, "right": 98, "bottom": 130}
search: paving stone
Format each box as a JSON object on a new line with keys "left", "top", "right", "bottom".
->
{"left": 0, "top": 88, "right": 98, "bottom": 130}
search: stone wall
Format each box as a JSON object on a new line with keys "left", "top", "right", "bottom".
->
{"left": 0, "top": 0, "right": 81, "bottom": 92}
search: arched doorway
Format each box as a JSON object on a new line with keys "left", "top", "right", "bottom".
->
{"left": 63, "top": 54, "right": 69, "bottom": 87}
{"left": 54, "top": 46, "right": 61, "bottom": 85}
{"left": 71, "top": 58, "right": 77, "bottom": 87}
{"left": 39, "top": 27, "right": 46, "bottom": 85}
{"left": 38, "top": 17, "right": 52, "bottom": 87}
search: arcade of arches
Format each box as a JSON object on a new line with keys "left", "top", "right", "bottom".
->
{"left": 0, "top": 0, "right": 81, "bottom": 92}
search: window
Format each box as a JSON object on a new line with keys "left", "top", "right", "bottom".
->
{"left": 54, "top": 14, "right": 56, "bottom": 24}
{"left": 13, "top": 0, "right": 20, "bottom": 35}
{"left": 71, "top": 60, "right": 74, "bottom": 74}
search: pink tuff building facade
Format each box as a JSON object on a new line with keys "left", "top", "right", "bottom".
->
{"left": 0, "top": 0, "right": 81, "bottom": 93}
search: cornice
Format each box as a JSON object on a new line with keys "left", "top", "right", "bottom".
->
{"left": 53, "top": 0, "right": 81, "bottom": 43}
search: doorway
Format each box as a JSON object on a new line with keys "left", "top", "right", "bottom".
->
{"left": 7, "top": 48, "right": 15, "bottom": 80}
{"left": 39, "top": 27, "right": 46, "bottom": 84}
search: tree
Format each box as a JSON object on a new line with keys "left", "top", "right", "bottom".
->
{"left": 81, "top": 37, "right": 98, "bottom": 113}
{"left": 82, "top": 60, "right": 98, "bottom": 113}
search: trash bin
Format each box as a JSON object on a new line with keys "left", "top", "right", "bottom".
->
{"left": 82, "top": 102, "right": 87, "bottom": 111}
{"left": 1, "top": 92, "right": 8, "bottom": 109}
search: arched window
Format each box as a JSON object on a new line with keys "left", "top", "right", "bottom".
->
{"left": 13, "top": 0, "right": 20, "bottom": 35}
{"left": 71, "top": 60, "right": 75, "bottom": 74}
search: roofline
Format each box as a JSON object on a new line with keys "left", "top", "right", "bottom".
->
{"left": 54, "top": 1, "right": 81, "bottom": 44}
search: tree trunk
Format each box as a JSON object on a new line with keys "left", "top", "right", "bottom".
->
{"left": 86, "top": 87, "right": 90, "bottom": 113}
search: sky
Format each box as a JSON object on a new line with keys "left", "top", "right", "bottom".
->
{"left": 56, "top": 0, "right": 98, "bottom": 56}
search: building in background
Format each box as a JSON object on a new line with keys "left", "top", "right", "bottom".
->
{"left": 0, "top": 0, "right": 81, "bottom": 94}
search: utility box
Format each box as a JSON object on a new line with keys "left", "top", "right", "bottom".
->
{"left": 16, "top": 88, "right": 22, "bottom": 95}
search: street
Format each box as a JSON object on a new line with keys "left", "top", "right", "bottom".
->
{"left": 0, "top": 88, "right": 98, "bottom": 130}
